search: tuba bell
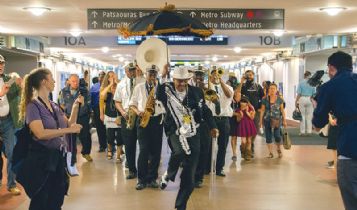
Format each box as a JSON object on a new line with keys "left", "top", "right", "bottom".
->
{"left": 136, "top": 37, "right": 170, "bottom": 75}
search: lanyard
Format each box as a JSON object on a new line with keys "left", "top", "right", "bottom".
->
{"left": 37, "top": 97, "right": 60, "bottom": 129}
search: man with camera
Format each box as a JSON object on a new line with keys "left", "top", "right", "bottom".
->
{"left": 60, "top": 74, "right": 93, "bottom": 162}
{"left": 312, "top": 51, "right": 357, "bottom": 210}
{"left": 238, "top": 70, "right": 264, "bottom": 155}
{"left": 295, "top": 71, "right": 316, "bottom": 136}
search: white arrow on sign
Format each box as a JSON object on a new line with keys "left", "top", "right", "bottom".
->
{"left": 92, "top": 21, "right": 98, "bottom": 28}
{"left": 190, "top": 11, "right": 196, "bottom": 18}
{"left": 91, "top": 11, "right": 98, "bottom": 18}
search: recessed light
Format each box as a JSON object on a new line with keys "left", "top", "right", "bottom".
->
{"left": 23, "top": 7, "right": 51, "bottom": 16}
{"left": 234, "top": 47, "right": 242, "bottom": 53}
{"left": 273, "top": 30, "right": 285, "bottom": 37}
{"left": 101, "top": 47, "right": 109, "bottom": 53}
{"left": 212, "top": 57, "right": 218, "bottom": 62}
{"left": 118, "top": 57, "right": 125, "bottom": 62}
{"left": 319, "top": 7, "right": 346, "bottom": 16}
{"left": 70, "top": 30, "right": 82, "bottom": 37}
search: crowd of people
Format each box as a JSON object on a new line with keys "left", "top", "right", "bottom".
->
{"left": 0, "top": 51, "right": 356, "bottom": 210}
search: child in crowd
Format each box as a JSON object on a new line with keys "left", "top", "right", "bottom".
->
{"left": 235, "top": 97, "right": 257, "bottom": 161}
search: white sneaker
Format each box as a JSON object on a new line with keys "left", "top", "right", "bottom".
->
{"left": 66, "top": 152, "right": 79, "bottom": 176}
{"left": 159, "top": 171, "right": 169, "bottom": 190}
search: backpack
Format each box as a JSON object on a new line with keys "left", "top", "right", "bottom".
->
{"left": 11, "top": 102, "right": 42, "bottom": 174}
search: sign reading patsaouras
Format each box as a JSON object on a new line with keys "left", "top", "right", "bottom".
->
{"left": 87, "top": 9, "right": 284, "bottom": 30}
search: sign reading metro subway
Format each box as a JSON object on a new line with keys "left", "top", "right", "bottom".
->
{"left": 87, "top": 9, "right": 284, "bottom": 30}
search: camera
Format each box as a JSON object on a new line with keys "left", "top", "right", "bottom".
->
{"left": 307, "top": 70, "right": 325, "bottom": 101}
{"left": 307, "top": 70, "right": 325, "bottom": 87}
{"left": 78, "top": 78, "right": 88, "bottom": 96}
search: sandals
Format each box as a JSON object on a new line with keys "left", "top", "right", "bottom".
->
{"left": 107, "top": 151, "right": 113, "bottom": 160}
{"left": 277, "top": 150, "right": 283, "bottom": 158}
{"left": 268, "top": 153, "right": 274, "bottom": 158}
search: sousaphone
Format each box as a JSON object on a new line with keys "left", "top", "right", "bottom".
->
{"left": 136, "top": 37, "right": 170, "bottom": 74}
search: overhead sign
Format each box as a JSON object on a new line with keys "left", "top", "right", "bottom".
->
{"left": 117, "top": 35, "right": 228, "bottom": 45}
{"left": 87, "top": 9, "right": 284, "bottom": 30}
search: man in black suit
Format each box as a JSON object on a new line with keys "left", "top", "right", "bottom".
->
{"left": 157, "top": 66, "right": 218, "bottom": 210}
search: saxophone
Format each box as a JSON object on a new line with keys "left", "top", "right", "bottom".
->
{"left": 126, "top": 107, "right": 137, "bottom": 129}
{"left": 140, "top": 85, "right": 156, "bottom": 128}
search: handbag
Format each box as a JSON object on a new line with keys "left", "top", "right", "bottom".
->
{"left": 267, "top": 96, "right": 281, "bottom": 129}
{"left": 282, "top": 128, "right": 292, "bottom": 150}
{"left": 270, "top": 118, "right": 280, "bottom": 128}
{"left": 293, "top": 107, "right": 302, "bottom": 121}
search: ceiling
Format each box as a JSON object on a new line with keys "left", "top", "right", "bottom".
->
{"left": 1, "top": 0, "right": 357, "bottom": 65}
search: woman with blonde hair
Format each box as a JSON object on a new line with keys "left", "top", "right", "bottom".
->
{"left": 17, "top": 68, "right": 82, "bottom": 210}
{"left": 259, "top": 83, "right": 287, "bottom": 158}
{"left": 100, "top": 71, "right": 124, "bottom": 161}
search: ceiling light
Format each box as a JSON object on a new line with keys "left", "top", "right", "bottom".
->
{"left": 23, "top": 7, "right": 51, "bottom": 16}
{"left": 70, "top": 30, "right": 82, "bottom": 37}
{"left": 101, "top": 47, "right": 109, "bottom": 53}
{"left": 118, "top": 57, "right": 125, "bottom": 62}
{"left": 212, "top": 56, "right": 218, "bottom": 62}
{"left": 233, "top": 47, "right": 242, "bottom": 53}
{"left": 320, "top": 7, "right": 346, "bottom": 16}
{"left": 204, "top": 61, "right": 210, "bottom": 65}
{"left": 273, "top": 30, "right": 285, "bottom": 37}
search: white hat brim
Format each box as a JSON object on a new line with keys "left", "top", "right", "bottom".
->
{"left": 172, "top": 72, "right": 193, "bottom": 80}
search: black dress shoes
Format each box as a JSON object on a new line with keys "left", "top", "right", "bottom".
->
{"left": 216, "top": 171, "right": 226, "bottom": 177}
{"left": 136, "top": 183, "right": 146, "bottom": 190}
{"left": 126, "top": 171, "right": 137, "bottom": 179}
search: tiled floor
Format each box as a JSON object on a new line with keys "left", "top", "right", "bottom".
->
{"left": 1, "top": 131, "right": 344, "bottom": 210}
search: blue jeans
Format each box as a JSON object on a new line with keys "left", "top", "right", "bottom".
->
{"left": 264, "top": 120, "right": 281, "bottom": 144}
{"left": 0, "top": 116, "right": 17, "bottom": 188}
{"left": 337, "top": 159, "right": 357, "bottom": 210}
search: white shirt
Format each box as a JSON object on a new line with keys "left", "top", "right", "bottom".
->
{"left": 206, "top": 84, "right": 233, "bottom": 117}
{"left": 129, "top": 82, "right": 165, "bottom": 116}
{"left": 0, "top": 78, "right": 10, "bottom": 117}
{"left": 113, "top": 76, "right": 145, "bottom": 111}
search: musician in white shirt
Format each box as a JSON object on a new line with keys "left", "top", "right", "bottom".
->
{"left": 129, "top": 65, "right": 165, "bottom": 190}
{"left": 114, "top": 62, "right": 145, "bottom": 179}
{"left": 206, "top": 68, "right": 233, "bottom": 177}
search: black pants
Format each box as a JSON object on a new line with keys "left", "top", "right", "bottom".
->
{"left": 107, "top": 127, "right": 123, "bottom": 151}
{"left": 167, "top": 133, "right": 200, "bottom": 210}
{"left": 93, "top": 106, "right": 107, "bottom": 150}
{"left": 121, "top": 117, "right": 138, "bottom": 173}
{"left": 137, "top": 115, "right": 163, "bottom": 183}
{"left": 195, "top": 122, "right": 210, "bottom": 182}
{"left": 29, "top": 158, "right": 68, "bottom": 210}
{"left": 0, "top": 141, "right": 3, "bottom": 181}
{"left": 214, "top": 117, "right": 230, "bottom": 172}
{"left": 77, "top": 115, "right": 92, "bottom": 155}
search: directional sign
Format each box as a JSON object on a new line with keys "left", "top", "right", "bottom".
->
{"left": 87, "top": 9, "right": 284, "bottom": 30}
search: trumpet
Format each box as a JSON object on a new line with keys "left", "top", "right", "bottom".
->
{"left": 217, "top": 67, "right": 224, "bottom": 77}
{"left": 204, "top": 67, "right": 219, "bottom": 102}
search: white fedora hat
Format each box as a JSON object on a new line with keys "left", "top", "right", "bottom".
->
{"left": 0, "top": 54, "right": 5, "bottom": 63}
{"left": 172, "top": 66, "right": 193, "bottom": 80}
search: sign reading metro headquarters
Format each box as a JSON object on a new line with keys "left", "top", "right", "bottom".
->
{"left": 87, "top": 9, "right": 284, "bottom": 30}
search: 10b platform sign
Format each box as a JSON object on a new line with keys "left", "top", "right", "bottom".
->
{"left": 259, "top": 36, "right": 281, "bottom": 46}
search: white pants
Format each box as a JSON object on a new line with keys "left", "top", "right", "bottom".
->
{"left": 299, "top": 96, "right": 313, "bottom": 134}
